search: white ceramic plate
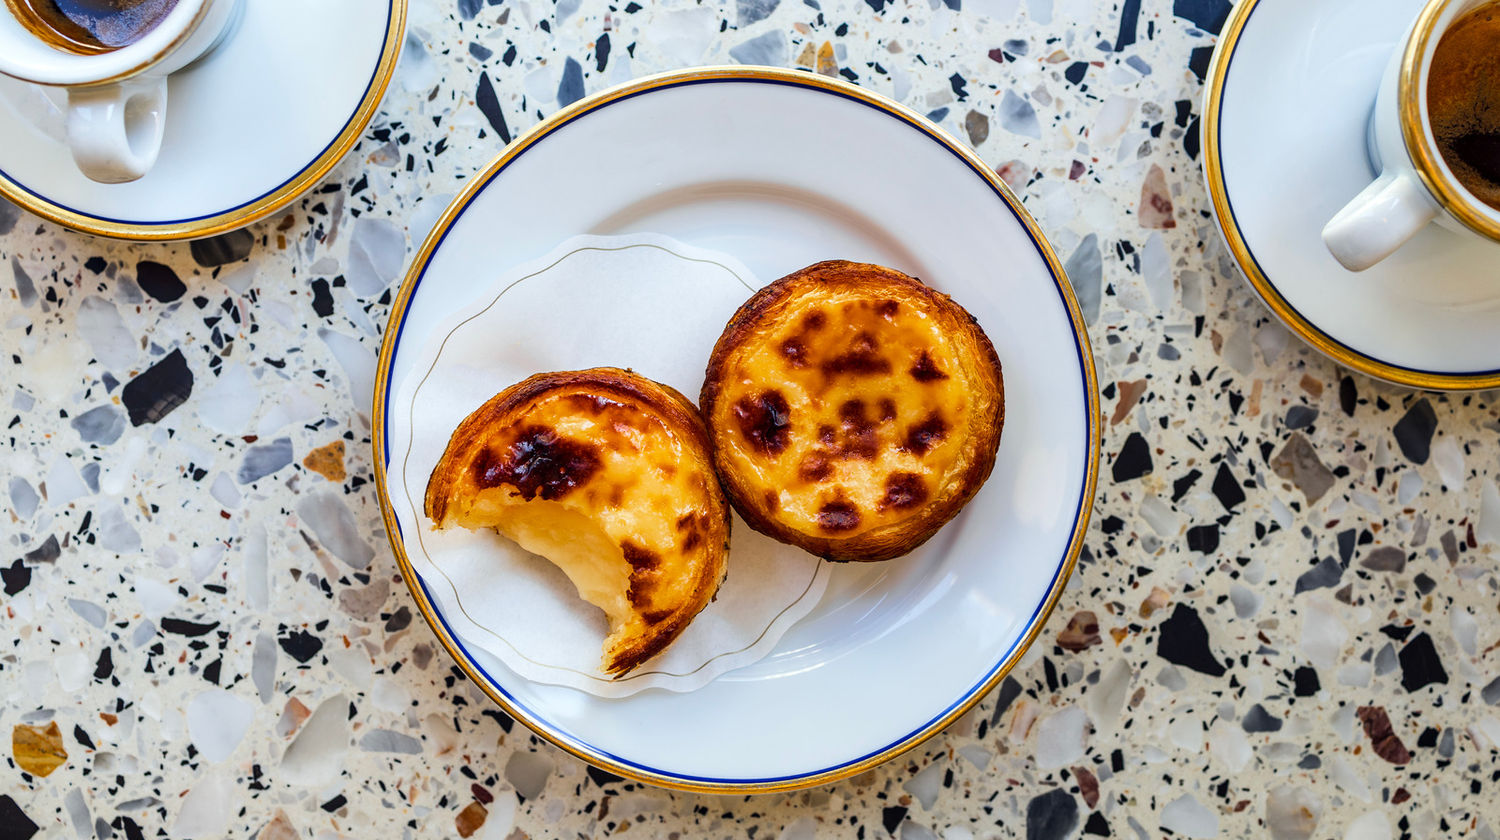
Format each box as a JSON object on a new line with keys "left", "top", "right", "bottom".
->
{"left": 0, "top": 0, "right": 403, "bottom": 240}
{"left": 373, "top": 67, "right": 1100, "bottom": 793}
{"left": 1204, "top": 0, "right": 1500, "bottom": 390}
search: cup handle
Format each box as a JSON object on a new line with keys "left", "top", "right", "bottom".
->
{"left": 65, "top": 77, "right": 167, "bottom": 184}
{"left": 1321, "top": 169, "right": 1439, "bottom": 272}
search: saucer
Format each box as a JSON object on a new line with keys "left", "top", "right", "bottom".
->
{"left": 0, "top": 0, "right": 404, "bottom": 240}
{"left": 1204, "top": 0, "right": 1500, "bottom": 390}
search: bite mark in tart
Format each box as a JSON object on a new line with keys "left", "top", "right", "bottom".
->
{"left": 425, "top": 368, "right": 731, "bottom": 677}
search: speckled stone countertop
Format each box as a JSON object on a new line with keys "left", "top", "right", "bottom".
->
{"left": 3, "top": 0, "right": 1498, "bottom": 837}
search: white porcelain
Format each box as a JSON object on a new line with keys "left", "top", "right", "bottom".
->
{"left": 0, "top": 0, "right": 402, "bottom": 238}
{"left": 374, "top": 69, "right": 1098, "bottom": 790}
{"left": 1206, "top": 0, "right": 1500, "bottom": 389}
{"left": 1322, "top": 0, "right": 1500, "bottom": 271}
{"left": 0, "top": 0, "right": 241, "bottom": 183}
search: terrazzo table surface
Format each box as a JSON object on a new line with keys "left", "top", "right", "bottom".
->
{"left": 3, "top": 0, "right": 1498, "bottom": 837}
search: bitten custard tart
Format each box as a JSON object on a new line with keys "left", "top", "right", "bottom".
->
{"left": 425, "top": 368, "right": 730, "bottom": 677}
{"left": 701, "top": 261, "right": 1004, "bottom": 562}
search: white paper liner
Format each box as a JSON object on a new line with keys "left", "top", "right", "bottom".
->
{"left": 387, "top": 234, "right": 831, "bottom": 697}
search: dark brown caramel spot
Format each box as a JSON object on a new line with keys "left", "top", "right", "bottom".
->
{"left": 764, "top": 490, "right": 780, "bottom": 511}
{"left": 909, "top": 350, "right": 949, "bottom": 383}
{"left": 878, "top": 398, "right": 897, "bottom": 422}
{"left": 622, "top": 541, "right": 660, "bottom": 571}
{"left": 876, "top": 300, "right": 900, "bottom": 317}
{"left": 779, "top": 337, "right": 809, "bottom": 368}
{"left": 903, "top": 412, "right": 950, "bottom": 455}
{"left": 681, "top": 527, "right": 702, "bottom": 552}
{"left": 880, "top": 472, "right": 929, "bottom": 510}
{"left": 799, "top": 451, "right": 833, "bottom": 482}
{"left": 732, "top": 390, "right": 792, "bottom": 455}
{"left": 677, "top": 512, "right": 703, "bottom": 551}
{"left": 473, "top": 426, "right": 601, "bottom": 501}
{"left": 624, "top": 542, "right": 663, "bottom": 611}
{"left": 818, "top": 424, "right": 837, "bottom": 446}
{"left": 816, "top": 500, "right": 862, "bottom": 532}
{"left": 821, "top": 332, "right": 892, "bottom": 376}
{"left": 837, "top": 399, "right": 878, "bottom": 459}
{"left": 803, "top": 310, "right": 827, "bottom": 330}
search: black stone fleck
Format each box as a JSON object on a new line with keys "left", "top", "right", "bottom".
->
{"left": 1083, "top": 812, "right": 1110, "bottom": 836}
{"left": 1173, "top": 0, "right": 1231, "bottom": 33}
{"left": 594, "top": 32, "right": 610, "bottom": 72}
{"left": 1340, "top": 375, "right": 1357, "bottom": 416}
{"left": 882, "top": 806, "right": 907, "bottom": 834}
{"left": 475, "top": 71, "right": 512, "bottom": 143}
{"left": 1413, "top": 572, "right": 1436, "bottom": 595}
{"left": 1187, "top": 46, "right": 1213, "bottom": 81}
{"left": 1156, "top": 603, "right": 1225, "bottom": 676}
{"left": 310, "top": 279, "right": 334, "bottom": 318}
{"left": 121, "top": 349, "right": 193, "bottom": 426}
{"left": 2, "top": 559, "right": 31, "bottom": 595}
{"left": 1114, "top": 0, "right": 1140, "bottom": 50}
{"left": 94, "top": 647, "right": 113, "bottom": 680}
{"left": 1026, "top": 789, "right": 1079, "bottom": 840}
{"left": 160, "top": 618, "right": 219, "bottom": 636}
{"left": 0, "top": 794, "right": 39, "bottom": 840}
{"left": 84, "top": 256, "right": 106, "bottom": 273}
{"left": 1398, "top": 633, "right": 1448, "bottom": 693}
{"left": 189, "top": 229, "right": 253, "bottom": 267}
{"left": 1242, "top": 704, "right": 1282, "bottom": 732}
{"left": 136, "top": 261, "right": 186, "bottom": 303}
{"left": 1211, "top": 463, "right": 1245, "bottom": 510}
{"left": 73, "top": 724, "right": 93, "bottom": 749}
{"left": 320, "top": 794, "right": 347, "bottom": 813}
{"left": 1171, "top": 468, "right": 1201, "bottom": 502}
{"left": 1064, "top": 61, "right": 1088, "bottom": 84}
{"left": 1112, "top": 432, "right": 1153, "bottom": 482}
{"left": 1293, "top": 666, "right": 1320, "bottom": 696}
{"left": 279, "top": 630, "right": 324, "bottom": 663}
{"left": 1186, "top": 523, "right": 1219, "bottom": 554}
{"left": 1392, "top": 399, "right": 1438, "bottom": 465}
{"left": 586, "top": 765, "right": 623, "bottom": 787}
{"left": 1294, "top": 557, "right": 1342, "bottom": 594}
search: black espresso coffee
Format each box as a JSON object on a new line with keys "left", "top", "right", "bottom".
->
{"left": 4, "top": 0, "right": 178, "bottom": 55}
{"left": 1428, "top": 1, "right": 1500, "bottom": 211}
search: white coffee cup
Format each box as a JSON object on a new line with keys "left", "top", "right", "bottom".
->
{"left": 1322, "top": 0, "right": 1500, "bottom": 272}
{"left": 0, "top": 0, "right": 240, "bottom": 184}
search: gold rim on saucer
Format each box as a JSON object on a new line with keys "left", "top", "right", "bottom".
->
{"left": 0, "top": 0, "right": 405, "bottom": 241}
{"left": 1202, "top": 0, "right": 1500, "bottom": 391}
{"left": 1399, "top": 0, "right": 1500, "bottom": 243}
{"left": 371, "top": 66, "right": 1101, "bottom": 794}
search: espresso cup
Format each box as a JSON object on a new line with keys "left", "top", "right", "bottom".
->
{"left": 1322, "top": 0, "right": 1500, "bottom": 272}
{"left": 0, "top": 0, "right": 240, "bottom": 184}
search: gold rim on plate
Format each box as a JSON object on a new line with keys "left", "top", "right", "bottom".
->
{"left": 371, "top": 66, "right": 1101, "bottom": 794}
{"left": 0, "top": 0, "right": 406, "bottom": 241}
{"left": 1203, "top": 0, "right": 1500, "bottom": 391}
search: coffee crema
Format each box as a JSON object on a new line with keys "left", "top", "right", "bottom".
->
{"left": 4, "top": 0, "right": 178, "bottom": 55}
{"left": 1427, "top": 1, "right": 1500, "bottom": 211}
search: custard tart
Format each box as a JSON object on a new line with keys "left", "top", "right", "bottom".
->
{"left": 425, "top": 368, "right": 730, "bottom": 677}
{"left": 700, "top": 261, "right": 1003, "bottom": 562}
